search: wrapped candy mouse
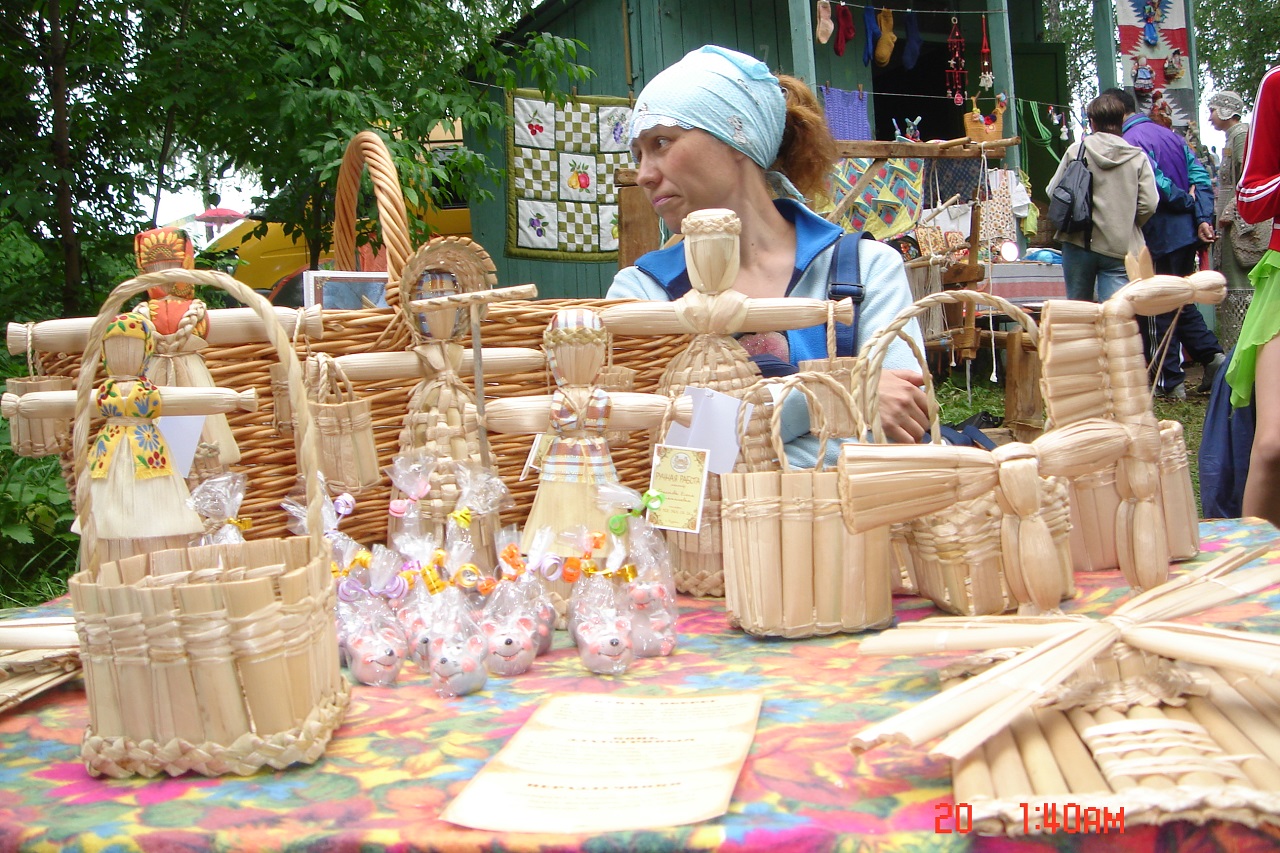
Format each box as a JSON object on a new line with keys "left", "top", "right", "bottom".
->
{"left": 576, "top": 610, "right": 635, "bottom": 675}
{"left": 500, "top": 526, "right": 556, "bottom": 655}
{"left": 393, "top": 532, "right": 442, "bottom": 669}
{"left": 336, "top": 553, "right": 409, "bottom": 687}
{"left": 385, "top": 451, "right": 437, "bottom": 545}
{"left": 427, "top": 582, "right": 489, "bottom": 698}
{"left": 187, "top": 472, "right": 250, "bottom": 544}
{"left": 480, "top": 532, "right": 540, "bottom": 676}
{"left": 601, "top": 483, "right": 678, "bottom": 658}
{"left": 563, "top": 527, "right": 616, "bottom": 642}
{"left": 524, "top": 524, "right": 568, "bottom": 636}
{"left": 451, "top": 460, "right": 515, "bottom": 573}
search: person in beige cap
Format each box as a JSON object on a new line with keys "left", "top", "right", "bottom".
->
{"left": 1210, "top": 90, "right": 1269, "bottom": 289}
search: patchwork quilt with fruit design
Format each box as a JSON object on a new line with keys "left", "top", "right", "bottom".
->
{"left": 507, "top": 89, "right": 632, "bottom": 260}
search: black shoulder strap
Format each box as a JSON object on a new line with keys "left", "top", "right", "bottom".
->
{"left": 827, "top": 232, "right": 873, "bottom": 357}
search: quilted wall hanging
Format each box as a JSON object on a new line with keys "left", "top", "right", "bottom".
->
{"left": 507, "top": 88, "right": 632, "bottom": 261}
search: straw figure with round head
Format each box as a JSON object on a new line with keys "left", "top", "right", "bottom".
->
{"left": 131, "top": 227, "right": 241, "bottom": 478}
{"left": 606, "top": 44, "right": 928, "bottom": 452}
{"left": 485, "top": 307, "right": 690, "bottom": 602}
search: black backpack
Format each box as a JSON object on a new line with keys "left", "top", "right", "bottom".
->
{"left": 1047, "top": 138, "right": 1094, "bottom": 248}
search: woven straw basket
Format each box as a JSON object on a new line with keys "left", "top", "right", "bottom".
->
{"left": 854, "top": 290, "right": 1073, "bottom": 616}
{"left": 962, "top": 94, "right": 1006, "bottom": 143}
{"left": 66, "top": 270, "right": 348, "bottom": 779}
{"left": 721, "top": 373, "right": 893, "bottom": 638}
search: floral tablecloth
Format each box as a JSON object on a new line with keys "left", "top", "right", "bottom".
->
{"left": 2, "top": 519, "right": 1280, "bottom": 852}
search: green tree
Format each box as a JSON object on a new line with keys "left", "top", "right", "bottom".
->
{"left": 0, "top": 0, "right": 590, "bottom": 320}
{"left": 1195, "top": 0, "right": 1280, "bottom": 106}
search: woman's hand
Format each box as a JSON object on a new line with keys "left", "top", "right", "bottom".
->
{"left": 876, "top": 369, "right": 930, "bottom": 443}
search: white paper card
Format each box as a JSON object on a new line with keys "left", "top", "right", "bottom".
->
{"left": 156, "top": 415, "right": 206, "bottom": 478}
{"left": 662, "top": 387, "right": 750, "bottom": 475}
{"left": 442, "top": 693, "right": 762, "bottom": 834}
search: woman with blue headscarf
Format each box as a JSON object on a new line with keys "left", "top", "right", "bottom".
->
{"left": 607, "top": 45, "right": 929, "bottom": 461}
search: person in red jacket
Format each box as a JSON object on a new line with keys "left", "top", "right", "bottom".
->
{"left": 1224, "top": 65, "right": 1280, "bottom": 524}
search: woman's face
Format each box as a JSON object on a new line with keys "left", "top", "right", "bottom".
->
{"left": 631, "top": 126, "right": 741, "bottom": 232}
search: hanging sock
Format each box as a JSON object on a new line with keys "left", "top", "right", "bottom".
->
{"left": 874, "top": 8, "right": 896, "bottom": 67}
{"left": 834, "top": 4, "right": 857, "bottom": 57}
{"left": 902, "top": 10, "right": 923, "bottom": 69}
{"left": 862, "top": 5, "right": 880, "bottom": 67}
{"left": 815, "top": 0, "right": 834, "bottom": 45}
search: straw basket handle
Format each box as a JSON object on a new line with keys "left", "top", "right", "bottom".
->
{"left": 71, "top": 267, "right": 325, "bottom": 553}
{"left": 310, "top": 353, "right": 358, "bottom": 405}
{"left": 734, "top": 372, "right": 862, "bottom": 473}
{"left": 857, "top": 290, "right": 1038, "bottom": 444}
{"left": 332, "top": 130, "right": 413, "bottom": 298}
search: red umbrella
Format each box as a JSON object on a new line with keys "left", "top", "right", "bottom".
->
{"left": 194, "top": 207, "right": 244, "bottom": 225}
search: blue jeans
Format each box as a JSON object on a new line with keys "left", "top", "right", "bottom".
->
{"left": 1061, "top": 242, "right": 1130, "bottom": 302}
{"left": 1139, "top": 245, "right": 1224, "bottom": 389}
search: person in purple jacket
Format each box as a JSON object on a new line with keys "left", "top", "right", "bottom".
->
{"left": 1104, "top": 88, "right": 1226, "bottom": 398}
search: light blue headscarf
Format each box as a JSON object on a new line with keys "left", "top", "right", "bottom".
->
{"left": 628, "top": 45, "right": 804, "bottom": 201}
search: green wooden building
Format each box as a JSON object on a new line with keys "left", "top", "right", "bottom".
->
{"left": 466, "top": 0, "right": 1070, "bottom": 299}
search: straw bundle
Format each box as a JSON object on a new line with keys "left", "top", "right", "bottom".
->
{"left": 0, "top": 618, "right": 81, "bottom": 715}
{"left": 64, "top": 269, "right": 346, "bottom": 779}
{"left": 851, "top": 540, "right": 1280, "bottom": 764}
{"left": 721, "top": 373, "right": 892, "bottom": 637}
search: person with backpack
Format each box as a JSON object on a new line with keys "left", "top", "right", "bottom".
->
{"left": 1105, "top": 87, "right": 1226, "bottom": 398}
{"left": 1047, "top": 92, "right": 1158, "bottom": 303}
{"left": 607, "top": 45, "right": 929, "bottom": 464}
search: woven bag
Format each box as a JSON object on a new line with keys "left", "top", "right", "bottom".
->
{"left": 962, "top": 94, "right": 1006, "bottom": 142}
{"left": 721, "top": 372, "right": 892, "bottom": 637}
{"left": 66, "top": 268, "right": 348, "bottom": 779}
{"left": 309, "top": 353, "right": 381, "bottom": 494}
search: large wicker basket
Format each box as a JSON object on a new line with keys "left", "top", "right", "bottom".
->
{"left": 65, "top": 270, "right": 348, "bottom": 779}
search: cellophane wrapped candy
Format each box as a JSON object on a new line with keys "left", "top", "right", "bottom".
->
{"left": 187, "top": 472, "right": 249, "bottom": 544}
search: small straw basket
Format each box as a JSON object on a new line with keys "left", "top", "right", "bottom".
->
{"left": 721, "top": 372, "right": 893, "bottom": 637}
{"left": 66, "top": 270, "right": 348, "bottom": 779}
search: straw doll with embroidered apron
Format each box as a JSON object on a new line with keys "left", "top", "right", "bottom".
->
{"left": 75, "top": 313, "right": 256, "bottom": 567}
{"left": 131, "top": 227, "right": 241, "bottom": 482}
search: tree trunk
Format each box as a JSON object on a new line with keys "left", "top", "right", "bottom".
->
{"left": 45, "top": 1, "right": 82, "bottom": 316}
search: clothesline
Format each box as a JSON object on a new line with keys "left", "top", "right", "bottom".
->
{"left": 829, "top": 87, "right": 1074, "bottom": 114}
{"left": 825, "top": 2, "right": 1005, "bottom": 14}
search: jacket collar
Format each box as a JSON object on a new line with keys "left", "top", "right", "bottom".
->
{"left": 635, "top": 199, "right": 843, "bottom": 288}
{"left": 1122, "top": 114, "right": 1154, "bottom": 133}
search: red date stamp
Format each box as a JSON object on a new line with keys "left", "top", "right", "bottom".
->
{"left": 935, "top": 802, "right": 1125, "bottom": 834}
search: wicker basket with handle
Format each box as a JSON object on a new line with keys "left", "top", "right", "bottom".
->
{"left": 65, "top": 268, "right": 348, "bottom": 779}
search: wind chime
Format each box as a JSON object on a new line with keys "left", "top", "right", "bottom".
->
{"left": 978, "top": 14, "right": 994, "bottom": 90}
{"left": 945, "top": 17, "right": 967, "bottom": 105}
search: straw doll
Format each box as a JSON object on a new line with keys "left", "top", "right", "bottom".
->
{"left": 1, "top": 312, "right": 258, "bottom": 569}
{"left": 131, "top": 227, "right": 240, "bottom": 480}
{"left": 328, "top": 239, "right": 541, "bottom": 554}
{"left": 485, "top": 308, "right": 692, "bottom": 603}
{"left": 597, "top": 209, "right": 855, "bottom": 593}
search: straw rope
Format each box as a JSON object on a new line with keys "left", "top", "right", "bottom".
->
{"left": 332, "top": 130, "right": 412, "bottom": 297}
